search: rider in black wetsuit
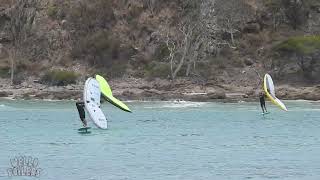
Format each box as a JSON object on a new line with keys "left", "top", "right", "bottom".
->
{"left": 76, "top": 101, "right": 87, "bottom": 127}
{"left": 259, "top": 92, "right": 267, "bottom": 113}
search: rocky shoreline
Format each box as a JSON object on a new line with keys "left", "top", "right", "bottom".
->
{"left": 0, "top": 78, "right": 319, "bottom": 102}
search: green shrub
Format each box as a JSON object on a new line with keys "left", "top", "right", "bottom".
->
{"left": 72, "top": 30, "right": 122, "bottom": 65}
{"left": 274, "top": 35, "right": 320, "bottom": 79}
{"left": 0, "top": 66, "right": 10, "bottom": 78}
{"left": 67, "top": 0, "right": 115, "bottom": 32}
{"left": 47, "top": 5, "right": 58, "bottom": 19}
{"left": 102, "top": 63, "right": 128, "bottom": 78}
{"left": 275, "top": 35, "right": 320, "bottom": 55}
{"left": 196, "top": 62, "right": 213, "bottom": 78}
{"left": 41, "top": 70, "right": 78, "bottom": 86}
{"left": 127, "top": 4, "right": 143, "bottom": 23}
{"left": 145, "top": 62, "right": 170, "bottom": 78}
{"left": 233, "top": 59, "right": 245, "bottom": 68}
{"left": 213, "top": 57, "right": 227, "bottom": 69}
{"left": 153, "top": 43, "right": 170, "bottom": 61}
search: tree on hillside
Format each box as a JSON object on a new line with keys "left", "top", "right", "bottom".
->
{"left": 264, "top": 0, "right": 286, "bottom": 31}
{"left": 157, "top": 0, "right": 202, "bottom": 80}
{"left": 173, "top": 0, "right": 203, "bottom": 79}
{"left": 142, "top": 0, "right": 157, "bottom": 15}
{"left": 6, "top": 0, "right": 39, "bottom": 85}
{"left": 265, "top": 0, "right": 310, "bottom": 30}
{"left": 164, "top": 32, "right": 176, "bottom": 77}
{"left": 67, "top": 0, "right": 126, "bottom": 71}
{"left": 67, "top": 0, "right": 115, "bottom": 35}
{"left": 215, "top": 0, "right": 254, "bottom": 46}
{"left": 158, "top": 0, "right": 222, "bottom": 80}
{"left": 282, "top": 0, "right": 309, "bottom": 30}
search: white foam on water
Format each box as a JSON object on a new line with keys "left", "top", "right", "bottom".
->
{"left": 141, "top": 100, "right": 208, "bottom": 109}
{"left": 159, "top": 101, "right": 208, "bottom": 108}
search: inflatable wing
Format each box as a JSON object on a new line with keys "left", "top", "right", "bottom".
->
{"left": 263, "top": 74, "right": 288, "bottom": 111}
{"left": 95, "top": 74, "right": 132, "bottom": 113}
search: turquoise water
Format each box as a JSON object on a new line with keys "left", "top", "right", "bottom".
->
{"left": 0, "top": 100, "right": 320, "bottom": 180}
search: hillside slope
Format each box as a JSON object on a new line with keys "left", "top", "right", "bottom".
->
{"left": 0, "top": 0, "right": 319, "bottom": 100}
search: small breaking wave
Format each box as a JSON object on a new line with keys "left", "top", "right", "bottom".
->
{"left": 0, "top": 104, "right": 15, "bottom": 109}
{"left": 142, "top": 101, "right": 207, "bottom": 109}
{"left": 159, "top": 101, "right": 208, "bottom": 108}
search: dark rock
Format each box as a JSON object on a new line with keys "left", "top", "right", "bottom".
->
{"left": 244, "top": 58, "right": 254, "bottom": 66}
{"left": 246, "top": 90, "right": 254, "bottom": 96}
{"left": 145, "top": 89, "right": 162, "bottom": 95}
{"left": 122, "top": 90, "right": 134, "bottom": 97}
{"left": 207, "top": 90, "right": 226, "bottom": 99}
{"left": 310, "top": 4, "right": 320, "bottom": 13}
{"left": 152, "top": 80, "right": 172, "bottom": 91}
{"left": 139, "top": 85, "right": 151, "bottom": 90}
{"left": 243, "top": 23, "right": 260, "bottom": 33}
{"left": 66, "top": 85, "right": 74, "bottom": 90}
{"left": 141, "top": 90, "right": 157, "bottom": 97}
{"left": 277, "top": 89, "right": 288, "bottom": 98}
{"left": 21, "top": 93, "right": 31, "bottom": 100}
{"left": 13, "top": 85, "right": 21, "bottom": 89}
{"left": 34, "top": 92, "right": 49, "bottom": 99}
{"left": 186, "top": 94, "right": 209, "bottom": 101}
{"left": 0, "top": 91, "right": 9, "bottom": 97}
{"left": 0, "top": 33, "right": 11, "bottom": 43}
{"left": 33, "top": 79, "right": 40, "bottom": 83}
{"left": 34, "top": 90, "right": 81, "bottom": 100}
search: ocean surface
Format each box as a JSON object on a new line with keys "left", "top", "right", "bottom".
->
{"left": 0, "top": 100, "right": 320, "bottom": 180}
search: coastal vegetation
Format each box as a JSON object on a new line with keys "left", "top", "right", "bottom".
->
{"left": 275, "top": 35, "right": 320, "bottom": 79}
{"left": 0, "top": 0, "right": 319, "bottom": 87}
{"left": 41, "top": 70, "right": 78, "bottom": 86}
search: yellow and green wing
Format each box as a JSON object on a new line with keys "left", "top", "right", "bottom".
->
{"left": 263, "top": 74, "right": 288, "bottom": 111}
{"left": 95, "top": 74, "right": 132, "bottom": 112}
{"left": 95, "top": 74, "right": 112, "bottom": 96}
